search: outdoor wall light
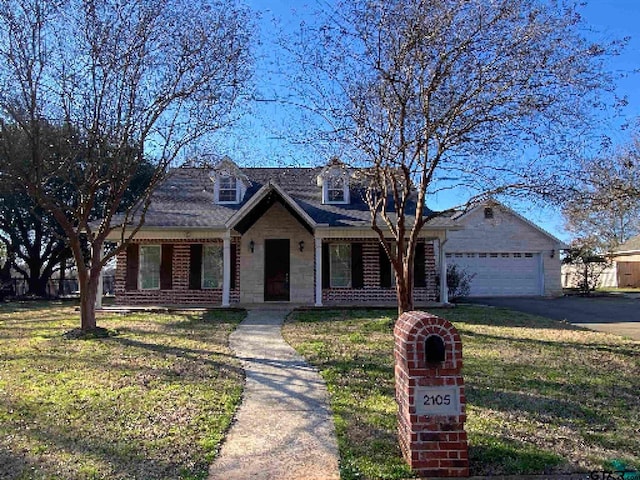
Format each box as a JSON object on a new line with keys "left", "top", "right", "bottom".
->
{"left": 550, "top": 249, "right": 555, "bottom": 258}
{"left": 249, "top": 240, "right": 255, "bottom": 253}
{"left": 299, "top": 240, "right": 305, "bottom": 252}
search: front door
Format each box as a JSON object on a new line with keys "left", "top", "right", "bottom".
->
{"left": 264, "top": 239, "right": 290, "bottom": 301}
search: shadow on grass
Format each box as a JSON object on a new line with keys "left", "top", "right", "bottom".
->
{"left": 461, "top": 329, "right": 640, "bottom": 360}
{"left": 1, "top": 395, "right": 211, "bottom": 480}
{"left": 469, "top": 434, "right": 567, "bottom": 476}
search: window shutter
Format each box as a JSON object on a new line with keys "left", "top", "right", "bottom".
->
{"left": 414, "top": 242, "right": 426, "bottom": 288}
{"left": 322, "top": 243, "right": 330, "bottom": 289}
{"left": 230, "top": 243, "right": 237, "bottom": 290}
{"left": 379, "top": 244, "right": 391, "bottom": 288}
{"left": 351, "top": 243, "right": 363, "bottom": 289}
{"left": 160, "top": 244, "right": 173, "bottom": 290}
{"left": 189, "top": 244, "right": 202, "bottom": 290}
{"left": 125, "top": 244, "right": 139, "bottom": 291}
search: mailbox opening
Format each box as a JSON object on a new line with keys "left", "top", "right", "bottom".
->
{"left": 425, "top": 335, "right": 445, "bottom": 363}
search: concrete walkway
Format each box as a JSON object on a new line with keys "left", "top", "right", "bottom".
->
{"left": 208, "top": 309, "right": 340, "bottom": 480}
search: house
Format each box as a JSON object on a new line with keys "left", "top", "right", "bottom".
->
{"left": 611, "top": 236, "right": 640, "bottom": 287}
{"left": 441, "top": 200, "right": 567, "bottom": 296}
{"left": 106, "top": 157, "right": 455, "bottom": 307}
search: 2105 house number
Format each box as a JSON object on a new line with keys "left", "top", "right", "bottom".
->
{"left": 415, "top": 386, "right": 460, "bottom": 416}
{"left": 423, "top": 393, "right": 452, "bottom": 406}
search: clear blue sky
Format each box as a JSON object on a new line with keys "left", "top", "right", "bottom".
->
{"left": 228, "top": 0, "right": 640, "bottom": 243}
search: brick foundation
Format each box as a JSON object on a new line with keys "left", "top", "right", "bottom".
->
{"left": 394, "top": 311, "right": 469, "bottom": 477}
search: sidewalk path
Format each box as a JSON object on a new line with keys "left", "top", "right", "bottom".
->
{"left": 209, "top": 309, "right": 340, "bottom": 480}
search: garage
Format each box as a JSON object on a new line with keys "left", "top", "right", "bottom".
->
{"left": 446, "top": 251, "right": 542, "bottom": 296}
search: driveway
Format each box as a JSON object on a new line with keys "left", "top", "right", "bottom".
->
{"left": 463, "top": 295, "right": 640, "bottom": 340}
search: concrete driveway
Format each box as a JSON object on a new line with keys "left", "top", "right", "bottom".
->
{"left": 463, "top": 295, "right": 640, "bottom": 340}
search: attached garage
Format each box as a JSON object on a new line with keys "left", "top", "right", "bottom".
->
{"left": 443, "top": 201, "right": 567, "bottom": 297}
{"left": 446, "top": 251, "right": 542, "bottom": 296}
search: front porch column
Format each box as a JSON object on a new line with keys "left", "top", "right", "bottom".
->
{"left": 315, "top": 237, "right": 323, "bottom": 306}
{"left": 439, "top": 236, "right": 448, "bottom": 304}
{"left": 222, "top": 232, "right": 231, "bottom": 307}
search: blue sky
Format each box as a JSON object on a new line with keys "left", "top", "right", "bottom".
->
{"left": 231, "top": 0, "right": 640, "bottom": 242}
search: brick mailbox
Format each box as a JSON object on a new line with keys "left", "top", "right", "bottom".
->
{"left": 394, "top": 311, "right": 469, "bottom": 477}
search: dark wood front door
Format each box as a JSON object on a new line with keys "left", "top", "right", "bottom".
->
{"left": 264, "top": 239, "right": 290, "bottom": 301}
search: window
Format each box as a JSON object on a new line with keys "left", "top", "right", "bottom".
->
{"left": 327, "top": 177, "right": 346, "bottom": 202}
{"left": 218, "top": 176, "right": 238, "bottom": 203}
{"left": 139, "top": 245, "right": 161, "bottom": 290}
{"left": 484, "top": 207, "right": 494, "bottom": 219}
{"left": 329, "top": 243, "right": 351, "bottom": 287}
{"left": 202, "top": 245, "right": 223, "bottom": 288}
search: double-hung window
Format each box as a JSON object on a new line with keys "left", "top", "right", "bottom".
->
{"left": 202, "top": 245, "right": 223, "bottom": 288}
{"left": 327, "top": 177, "right": 345, "bottom": 203}
{"left": 329, "top": 243, "right": 351, "bottom": 287}
{"left": 218, "top": 176, "right": 237, "bottom": 203}
{"left": 139, "top": 245, "right": 161, "bottom": 290}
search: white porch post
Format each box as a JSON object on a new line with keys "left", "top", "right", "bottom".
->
{"left": 315, "top": 237, "right": 323, "bottom": 306}
{"left": 439, "top": 236, "right": 448, "bottom": 304}
{"left": 95, "top": 243, "right": 104, "bottom": 309}
{"left": 222, "top": 231, "right": 231, "bottom": 307}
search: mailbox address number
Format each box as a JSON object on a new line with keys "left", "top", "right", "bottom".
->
{"left": 423, "top": 393, "right": 452, "bottom": 406}
{"left": 415, "top": 386, "right": 460, "bottom": 416}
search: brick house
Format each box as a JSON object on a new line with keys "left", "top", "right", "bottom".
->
{"left": 107, "top": 157, "right": 454, "bottom": 307}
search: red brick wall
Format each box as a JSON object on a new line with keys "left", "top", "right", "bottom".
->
{"left": 322, "top": 240, "right": 437, "bottom": 304}
{"left": 115, "top": 237, "right": 437, "bottom": 306}
{"left": 115, "top": 238, "right": 240, "bottom": 306}
{"left": 394, "top": 311, "right": 468, "bottom": 477}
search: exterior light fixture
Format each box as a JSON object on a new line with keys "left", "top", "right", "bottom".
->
{"left": 550, "top": 249, "right": 555, "bottom": 258}
{"left": 299, "top": 240, "right": 305, "bottom": 252}
{"left": 249, "top": 240, "right": 255, "bottom": 253}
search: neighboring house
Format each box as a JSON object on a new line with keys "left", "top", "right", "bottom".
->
{"left": 107, "top": 157, "right": 455, "bottom": 307}
{"left": 441, "top": 200, "right": 567, "bottom": 296}
{"left": 611, "top": 236, "right": 640, "bottom": 287}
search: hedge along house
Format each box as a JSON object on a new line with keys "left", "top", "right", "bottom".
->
{"left": 107, "top": 157, "right": 456, "bottom": 307}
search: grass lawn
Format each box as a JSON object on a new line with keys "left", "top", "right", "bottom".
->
{"left": 283, "top": 306, "right": 640, "bottom": 480}
{"left": 0, "top": 301, "right": 245, "bottom": 480}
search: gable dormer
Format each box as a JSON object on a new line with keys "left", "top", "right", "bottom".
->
{"left": 317, "top": 158, "right": 350, "bottom": 205}
{"left": 211, "top": 156, "right": 248, "bottom": 205}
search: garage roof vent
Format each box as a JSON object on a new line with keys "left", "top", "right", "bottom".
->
{"left": 484, "top": 207, "right": 494, "bottom": 219}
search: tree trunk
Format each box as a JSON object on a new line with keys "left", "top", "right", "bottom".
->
{"left": 79, "top": 269, "right": 100, "bottom": 331}
{"left": 396, "top": 274, "right": 413, "bottom": 316}
{"left": 27, "top": 275, "right": 48, "bottom": 297}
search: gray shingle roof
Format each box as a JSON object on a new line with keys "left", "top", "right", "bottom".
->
{"left": 614, "top": 235, "right": 640, "bottom": 253}
{"left": 128, "top": 166, "right": 453, "bottom": 230}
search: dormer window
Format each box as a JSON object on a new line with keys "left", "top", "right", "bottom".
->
{"left": 327, "top": 177, "right": 346, "bottom": 203}
{"left": 321, "top": 173, "right": 350, "bottom": 205}
{"left": 218, "top": 175, "right": 238, "bottom": 203}
{"left": 211, "top": 156, "right": 247, "bottom": 205}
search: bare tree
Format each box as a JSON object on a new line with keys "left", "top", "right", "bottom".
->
{"left": 0, "top": 0, "right": 252, "bottom": 331}
{"left": 564, "top": 136, "right": 640, "bottom": 254}
{"left": 284, "top": 0, "right": 618, "bottom": 314}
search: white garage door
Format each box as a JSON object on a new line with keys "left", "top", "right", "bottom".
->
{"left": 446, "top": 252, "right": 541, "bottom": 296}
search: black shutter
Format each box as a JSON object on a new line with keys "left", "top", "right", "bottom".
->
{"left": 189, "top": 244, "right": 202, "bottom": 290}
{"left": 351, "top": 243, "right": 363, "bottom": 288}
{"left": 322, "top": 243, "right": 330, "bottom": 289}
{"left": 379, "top": 244, "right": 391, "bottom": 288}
{"left": 414, "top": 242, "right": 426, "bottom": 288}
{"left": 160, "top": 244, "right": 173, "bottom": 290}
{"left": 125, "top": 244, "right": 139, "bottom": 291}
{"left": 230, "top": 243, "right": 237, "bottom": 290}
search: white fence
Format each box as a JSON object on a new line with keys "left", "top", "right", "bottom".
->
{"left": 561, "top": 264, "right": 617, "bottom": 289}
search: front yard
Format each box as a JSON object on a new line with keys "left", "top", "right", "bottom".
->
{"left": 0, "top": 302, "right": 245, "bottom": 480}
{"left": 283, "top": 306, "right": 640, "bottom": 480}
